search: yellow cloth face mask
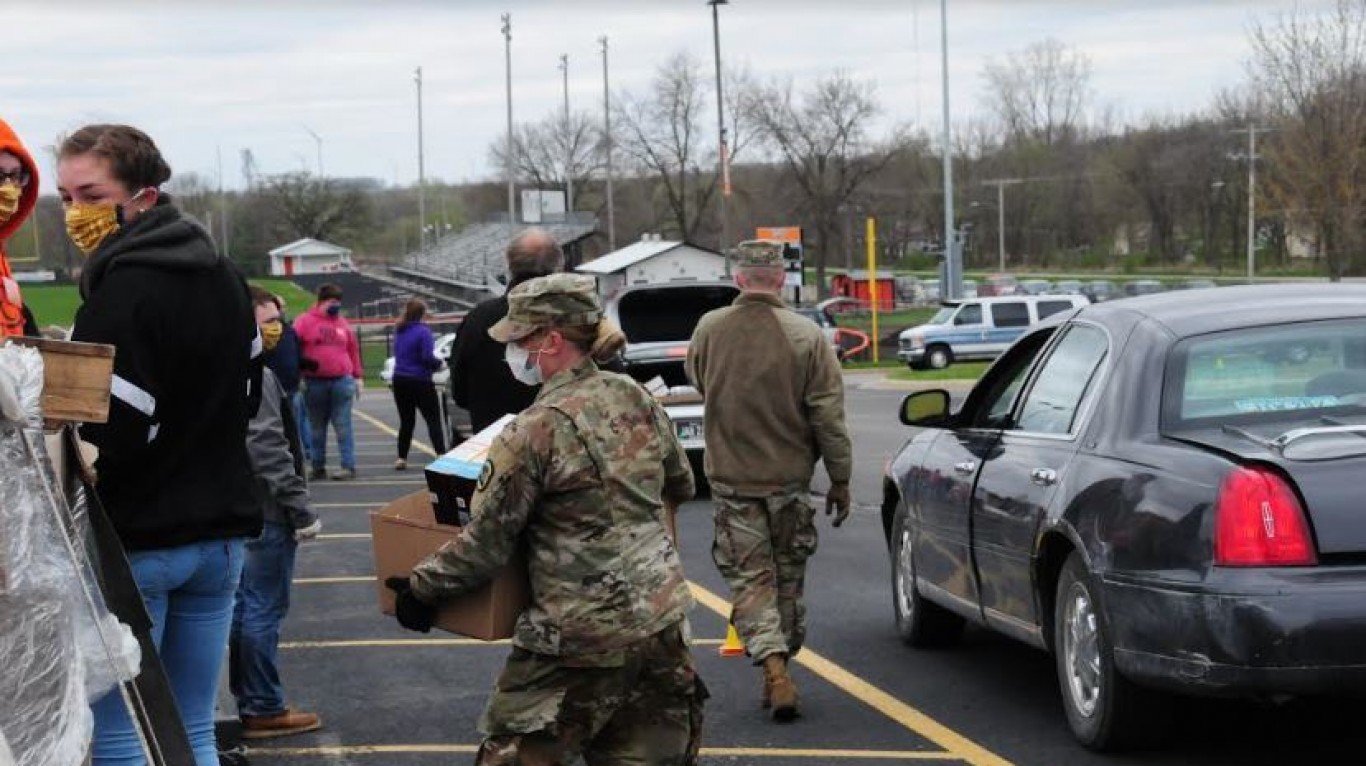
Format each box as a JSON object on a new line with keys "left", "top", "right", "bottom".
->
{"left": 65, "top": 201, "right": 121, "bottom": 255}
{"left": 261, "top": 320, "right": 284, "bottom": 351}
{"left": 0, "top": 183, "right": 20, "bottom": 225}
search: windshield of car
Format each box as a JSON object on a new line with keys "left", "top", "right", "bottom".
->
{"left": 929, "top": 307, "right": 956, "bottom": 325}
{"left": 1167, "top": 319, "right": 1366, "bottom": 428}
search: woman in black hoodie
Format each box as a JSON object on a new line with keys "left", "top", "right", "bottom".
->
{"left": 61, "top": 124, "right": 261, "bottom": 766}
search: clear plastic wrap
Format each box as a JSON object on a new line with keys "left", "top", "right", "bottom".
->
{"left": 0, "top": 343, "right": 139, "bottom": 766}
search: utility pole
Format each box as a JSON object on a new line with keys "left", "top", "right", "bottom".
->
{"left": 982, "top": 178, "right": 1021, "bottom": 272}
{"left": 559, "top": 54, "right": 573, "bottom": 213}
{"left": 708, "top": 0, "right": 731, "bottom": 276}
{"left": 503, "top": 13, "right": 516, "bottom": 231}
{"left": 600, "top": 36, "right": 616, "bottom": 251}
{"left": 939, "top": 0, "right": 959, "bottom": 300}
{"left": 217, "top": 145, "right": 230, "bottom": 258}
{"left": 414, "top": 66, "right": 427, "bottom": 250}
{"left": 1231, "top": 125, "right": 1265, "bottom": 282}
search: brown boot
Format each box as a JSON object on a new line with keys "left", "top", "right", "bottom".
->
{"left": 762, "top": 654, "right": 799, "bottom": 722}
{"left": 240, "top": 708, "right": 322, "bottom": 739}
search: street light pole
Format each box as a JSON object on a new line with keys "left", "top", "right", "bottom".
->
{"left": 303, "top": 125, "right": 324, "bottom": 178}
{"left": 939, "top": 0, "right": 958, "bottom": 300}
{"left": 503, "top": 13, "right": 516, "bottom": 230}
{"left": 708, "top": 0, "right": 731, "bottom": 276}
{"left": 560, "top": 54, "right": 573, "bottom": 213}
{"left": 414, "top": 67, "right": 427, "bottom": 250}
{"left": 600, "top": 36, "right": 616, "bottom": 251}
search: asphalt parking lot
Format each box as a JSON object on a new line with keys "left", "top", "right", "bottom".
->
{"left": 241, "top": 376, "right": 1366, "bottom": 766}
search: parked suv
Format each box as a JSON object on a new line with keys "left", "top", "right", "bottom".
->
{"left": 897, "top": 295, "right": 1089, "bottom": 369}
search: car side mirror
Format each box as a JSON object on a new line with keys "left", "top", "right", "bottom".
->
{"left": 900, "top": 390, "right": 951, "bottom": 427}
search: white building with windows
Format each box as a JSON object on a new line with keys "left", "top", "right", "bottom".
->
{"left": 269, "top": 238, "right": 353, "bottom": 277}
{"left": 576, "top": 237, "right": 727, "bottom": 296}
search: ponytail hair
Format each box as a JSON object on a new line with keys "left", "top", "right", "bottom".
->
{"left": 559, "top": 318, "right": 626, "bottom": 364}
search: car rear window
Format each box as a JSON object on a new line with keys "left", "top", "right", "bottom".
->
{"left": 991, "top": 301, "right": 1030, "bottom": 327}
{"left": 1037, "top": 300, "right": 1075, "bottom": 320}
{"left": 616, "top": 285, "right": 738, "bottom": 342}
{"left": 1168, "top": 320, "right": 1366, "bottom": 424}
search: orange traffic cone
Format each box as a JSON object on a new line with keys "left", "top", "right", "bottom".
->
{"left": 719, "top": 623, "right": 746, "bottom": 657}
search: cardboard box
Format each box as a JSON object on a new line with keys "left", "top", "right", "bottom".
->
{"left": 424, "top": 414, "right": 515, "bottom": 525}
{"left": 370, "top": 491, "right": 530, "bottom": 640}
{"left": 7, "top": 337, "right": 115, "bottom": 424}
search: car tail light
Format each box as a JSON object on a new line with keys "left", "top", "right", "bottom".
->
{"left": 1214, "top": 466, "right": 1317, "bottom": 567}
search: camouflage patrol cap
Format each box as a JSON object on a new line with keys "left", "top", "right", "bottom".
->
{"left": 488, "top": 273, "right": 603, "bottom": 343}
{"left": 733, "top": 239, "right": 785, "bottom": 267}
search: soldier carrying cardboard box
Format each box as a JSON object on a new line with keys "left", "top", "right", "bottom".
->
{"left": 385, "top": 273, "right": 708, "bottom": 765}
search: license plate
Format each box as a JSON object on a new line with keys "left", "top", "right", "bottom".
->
{"left": 675, "top": 421, "right": 704, "bottom": 442}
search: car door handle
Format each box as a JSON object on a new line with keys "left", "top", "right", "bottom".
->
{"left": 1031, "top": 468, "right": 1058, "bottom": 486}
{"left": 953, "top": 461, "right": 977, "bottom": 475}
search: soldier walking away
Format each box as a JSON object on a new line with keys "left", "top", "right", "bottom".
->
{"left": 386, "top": 274, "right": 707, "bottom": 765}
{"left": 686, "top": 240, "right": 853, "bottom": 722}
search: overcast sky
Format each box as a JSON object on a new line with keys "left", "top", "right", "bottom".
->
{"left": 4, "top": 0, "right": 1333, "bottom": 192}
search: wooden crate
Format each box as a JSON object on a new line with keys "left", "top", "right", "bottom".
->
{"left": 6, "top": 337, "right": 115, "bottom": 424}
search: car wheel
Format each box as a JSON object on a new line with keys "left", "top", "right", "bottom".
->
{"left": 1054, "top": 553, "right": 1167, "bottom": 751}
{"left": 925, "top": 345, "right": 952, "bottom": 370}
{"left": 891, "top": 508, "right": 964, "bottom": 647}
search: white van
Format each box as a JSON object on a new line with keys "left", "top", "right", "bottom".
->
{"left": 897, "top": 295, "right": 1089, "bottom": 369}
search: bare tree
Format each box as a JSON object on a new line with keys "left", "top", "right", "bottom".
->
{"left": 612, "top": 52, "right": 752, "bottom": 242}
{"left": 260, "top": 172, "right": 372, "bottom": 243}
{"left": 747, "top": 71, "right": 904, "bottom": 297}
{"left": 1249, "top": 0, "right": 1366, "bottom": 278}
{"left": 488, "top": 109, "right": 600, "bottom": 205}
{"left": 982, "top": 39, "right": 1092, "bottom": 147}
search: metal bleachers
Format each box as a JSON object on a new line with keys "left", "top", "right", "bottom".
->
{"left": 391, "top": 215, "right": 598, "bottom": 293}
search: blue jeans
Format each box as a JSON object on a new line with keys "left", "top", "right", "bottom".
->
{"left": 91, "top": 538, "right": 246, "bottom": 766}
{"left": 305, "top": 376, "right": 355, "bottom": 471}
{"left": 229, "top": 522, "right": 297, "bottom": 717}
{"left": 292, "top": 390, "right": 312, "bottom": 461}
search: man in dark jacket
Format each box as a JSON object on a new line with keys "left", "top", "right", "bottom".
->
{"left": 264, "top": 295, "right": 314, "bottom": 462}
{"left": 448, "top": 229, "right": 564, "bottom": 432}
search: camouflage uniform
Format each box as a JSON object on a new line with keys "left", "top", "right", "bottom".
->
{"left": 687, "top": 241, "right": 853, "bottom": 664}
{"left": 408, "top": 274, "right": 706, "bottom": 765}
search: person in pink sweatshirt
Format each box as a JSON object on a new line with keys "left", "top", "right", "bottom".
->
{"left": 293, "top": 282, "right": 364, "bottom": 480}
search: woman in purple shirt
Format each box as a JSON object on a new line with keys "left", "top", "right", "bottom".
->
{"left": 391, "top": 298, "right": 448, "bottom": 468}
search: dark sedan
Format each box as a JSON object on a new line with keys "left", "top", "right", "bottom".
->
{"left": 881, "top": 284, "right": 1366, "bottom": 752}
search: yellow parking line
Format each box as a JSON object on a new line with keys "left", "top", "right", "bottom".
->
{"left": 688, "top": 583, "right": 1012, "bottom": 766}
{"left": 249, "top": 744, "right": 960, "bottom": 759}
{"left": 355, "top": 409, "right": 438, "bottom": 457}
{"left": 279, "top": 638, "right": 725, "bottom": 649}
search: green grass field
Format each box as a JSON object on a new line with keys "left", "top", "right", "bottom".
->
{"left": 888, "top": 361, "right": 991, "bottom": 381}
{"left": 19, "top": 278, "right": 317, "bottom": 329}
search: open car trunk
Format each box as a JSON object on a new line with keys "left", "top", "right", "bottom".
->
{"left": 612, "top": 284, "right": 739, "bottom": 388}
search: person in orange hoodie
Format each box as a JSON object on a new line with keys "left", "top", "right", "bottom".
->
{"left": 0, "top": 117, "right": 39, "bottom": 339}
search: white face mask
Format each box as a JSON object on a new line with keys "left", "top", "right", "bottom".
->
{"left": 505, "top": 342, "right": 544, "bottom": 386}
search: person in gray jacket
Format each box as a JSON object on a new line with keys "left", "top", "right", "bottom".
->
{"left": 229, "top": 286, "right": 323, "bottom": 739}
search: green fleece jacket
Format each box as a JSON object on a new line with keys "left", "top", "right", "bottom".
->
{"left": 686, "top": 291, "right": 852, "bottom": 495}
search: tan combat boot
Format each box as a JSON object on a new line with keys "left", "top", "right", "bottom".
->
{"left": 762, "top": 654, "right": 799, "bottom": 722}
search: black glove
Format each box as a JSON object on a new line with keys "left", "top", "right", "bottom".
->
{"left": 385, "top": 576, "right": 437, "bottom": 633}
{"left": 825, "top": 482, "right": 852, "bottom": 528}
